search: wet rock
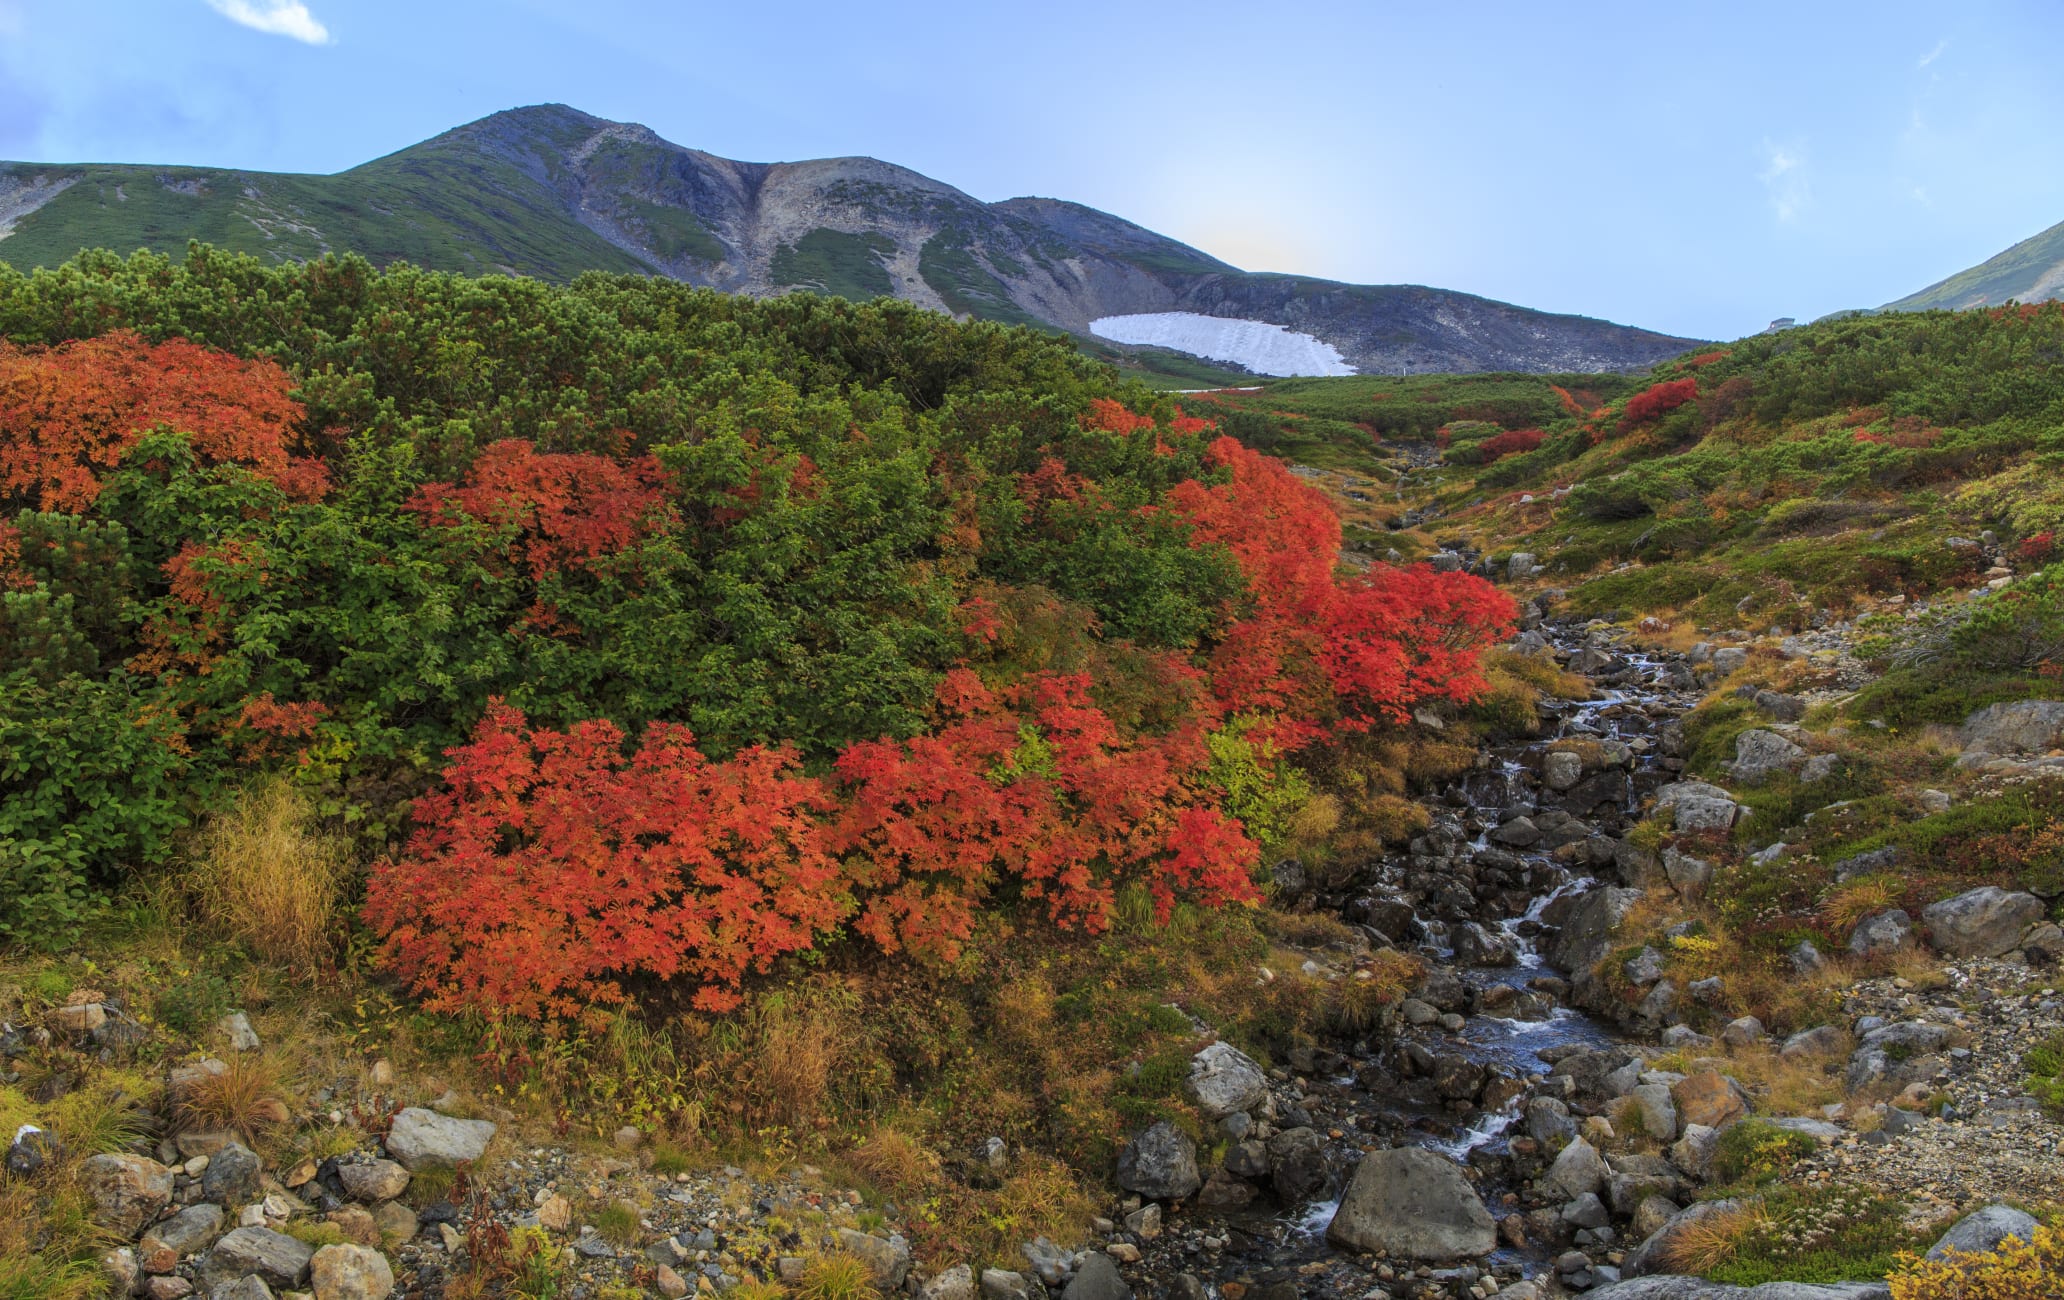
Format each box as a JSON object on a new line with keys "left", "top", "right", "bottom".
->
{"left": 1926, "top": 1204, "right": 2037, "bottom": 1261}
{"left": 1265, "top": 1127, "right": 1328, "bottom": 1202}
{"left": 1544, "top": 750, "right": 1584, "bottom": 790}
{"left": 1185, "top": 1042, "right": 1268, "bottom": 1120}
{"left": 80, "top": 1153, "right": 175, "bottom": 1237}
{"left": 1547, "top": 887, "right": 1644, "bottom": 1004}
{"left": 1491, "top": 816, "right": 1541, "bottom": 848}
{"left": 1325, "top": 1147, "right": 1496, "bottom": 1260}
{"left": 1114, "top": 1121, "right": 1200, "bottom": 1201}
{"left": 382, "top": 1109, "right": 496, "bottom": 1171}
{"left": 309, "top": 1243, "right": 394, "bottom": 1300}
{"left": 1848, "top": 910, "right": 1916, "bottom": 959}
{"left": 1921, "top": 887, "right": 2045, "bottom": 958}
{"left": 1526, "top": 1097, "right": 1576, "bottom": 1144}
{"left": 1451, "top": 922, "right": 1516, "bottom": 967}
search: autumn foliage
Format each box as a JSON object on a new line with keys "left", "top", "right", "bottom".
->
{"left": 1620, "top": 377, "right": 1700, "bottom": 428}
{"left": 1477, "top": 427, "right": 1545, "bottom": 464}
{"left": 406, "top": 438, "right": 674, "bottom": 579}
{"left": 0, "top": 331, "right": 326, "bottom": 511}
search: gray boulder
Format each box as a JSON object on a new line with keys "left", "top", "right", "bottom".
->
{"left": 1922, "top": 887, "right": 2045, "bottom": 958}
{"left": 211, "top": 1279, "right": 277, "bottom": 1300}
{"left": 1184, "top": 1042, "right": 1268, "bottom": 1120}
{"left": 1623, "top": 1199, "right": 1740, "bottom": 1277}
{"left": 1959, "top": 699, "right": 2064, "bottom": 758}
{"left": 1925, "top": 1204, "right": 2038, "bottom": 1261}
{"left": 1325, "top": 1147, "right": 1495, "bottom": 1260}
{"left": 920, "top": 1264, "right": 977, "bottom": 1300}
{"left": 1546, "top": 886, "right": 1644, "bottom": 1001}
{"left": 1731, "top": 730, "right": 1806, "bottom": 784}
{"left": 201, "top": 1143, "right": 261, "bottom": 1205}
{"left": 199, "top": 1228, "right": 315, "bottom": 1291}
{"left": 1544, "top": 751, "right": 1584, "bottom": 791}
{"left": 1061, "top": 1253, "right": 1131, "bottom": 1300}
{"left": 1266, "top": 1126, "right": 1329, "bottom": 1202}
{"left": 1654, "top": 782, "right": 1737, "bottom": 832}
{"left": 141, "top": 1202, "right": 226, "bottom": 1263}
{"left": 1847, "top": 909, "right": 1915, "bottom": 959}
{"left": 834, "top": 1229, "right": 912, "bottom": 1290}
{"left": 1526, "top": 1096, "right": 1576, "bottom": 1144}
{"left": 1114, "top": 1121, "right": 1200, "bottom": 1201}
{"left": 1780, "top": 1026, "right": 1844, "bottom": 1060}
{"left": 79, "top": 1153, "right": 174, "bottom": 1237}
{"left": 1662, "top": 848, "right": 1713, "bottom": 898}
{"left": 382, "top": 1108, "right": 496, "bottom": 1171}
{"left": 1537, "top": 1135, "right": 1608, "bottom": 1201}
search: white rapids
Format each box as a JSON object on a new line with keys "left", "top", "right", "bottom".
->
{"left": 1088, "top": 312, "right": 1355, "bottom": 377}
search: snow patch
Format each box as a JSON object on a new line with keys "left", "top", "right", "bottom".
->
{"left": 1090, "top": 312, "right": 1354, "bottom": 377}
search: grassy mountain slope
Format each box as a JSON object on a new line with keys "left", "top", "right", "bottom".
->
{"left": 1885, "top": 218, "right": 2064, "bottom": 311}
{"left": 0, "top": 104, "right": 1703, "bottom": 377}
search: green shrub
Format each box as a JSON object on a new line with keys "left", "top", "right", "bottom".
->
{"left": 1711, "top": 1118, "right": 1820, "bottom": 1185}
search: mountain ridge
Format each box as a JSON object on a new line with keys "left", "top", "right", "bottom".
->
{"left": 0, "top": 102, "right": 1705, "bottom": 376}
{"left": 1885, "top": 217, "right": 2064, "bottom": 312}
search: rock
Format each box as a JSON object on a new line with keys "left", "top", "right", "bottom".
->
{"left": 1116, "top": 1121, "right": 1200, "bottom": 1201}
{"left": 920, "top": 1265, "right": 976, "bottom": 1300}
{"left": 1921, "top": 887, "right": 2046, "bottom": 958}
{"left": 309, "top": 1244, "right": 393, "bottom": 1300}
{"left": 1224, "top": 1138, "right": 1269, "bottom": 1179}
{"left": 80, "top": 1153, "right": 176, "bottom": 1237}
{"left": 1185, "top": 1042, "right": 1268, "bottom": 1121}
{"left": 2024, "top": 921, "right": 2064, "bottom": 965}
{"left": 325, "top": 1206, "right": 380, "bottom": 1248}
{"left": 6, "top": 1124, "right": 60, "bottom": 1177}
{"left": 217, "top": 1012, "right": 260, "bottom": 1053}
{"left": 1720, "top": 1017, "right": 1766, "bottom": 1047}
{"left": 1491, "top": 816, "right": 1541, "bottom": 847}
{"left": 1959, "top": 699, "right": 2064, "bottom": 758}
{"left": 982, "top": 1269, "right": 1036, "bottom": 1300}
{"left": 1788, "top": 941, "right": 1828, "bottom": 975}
{"left": 1661, "top": 848, "right": 1712, "bottom": 898}
{"left": 977, "top": 1136, "right": 1009, "bottom": 1170}
{"left": 1061, "top": 1253, "right": 1131, "bottom": 1300}
{"left": 1526, "top": 1096, "right": 1576, "bottom": 1145}
{"left": 1624, "top": 947, "right": 1666, "bottom": 986}
{"left": 381, "top": 1109, "right": 496, "bottom": 1171}
{"left": 1632, "top": 1196, "right": 1681, "bottom": 1242}
{"left": 1544, "top": 751, "right": 1584, "bottom": 791}
{"left": 370, "top": 1202, "right": 416, "bottom": 1245}
{"left": 1266, "top": 1126, "right": 1328, "bottom": 1202}
{"left": 1562, "top": 1192, "right": 1611, "bottom": 1230}
{"left": 1711, "top": 646, "right": 1748, "bottom": 674}
{"left": 1546, "top": 886, "right": 1644, "bottom": 999}
{"left": 1622, "top": 1199, "right": 1743, "bottom": 1278}
{"left": 166, "top": 1059, "right": 229, "bottom": 1099}
{"left": 1766, "top": 1118, "right": 1842, "bottom": 1145}
{"left": 104, "top": 1246, "right": 142, "bottom": 1296}
{"left": 1628, "top": 1083, "right": 1678, "bottom": 1140}
{"left": 1671, "top": 1072, "right": 1749, "bottom": 1131}
{"left": 1669, "top": 1125, "right": 1720, "bottom": 1180}
{"left": 1731, "top": 730, "right": 1806, "bottom": 784}
{"left": 1122, "top": 1203, "right": 1161, "bottom": 1239}
{"left": 1654, "top": 782, "right": 1737, "bottom": 832}
{"left": 336, "top": 1160, "right": 409, "bottom": 1204}
{"left": 1780, "top": 1026, "right": 1844, "bottom": 1060}
{"left": 202, "top": 1143, "right": 262, "bottom": 1206}
{"left": 835, "top": 1229, "right": 912, "bottom": 1290}
{"left": 1325, "top": 1147, "right": 1496, "bottom": 1260}
{"left": 1918, "top": 788, "right": 1952, "bottom": 815}
{"left": 655, "top": 1265, "right": 690, "bottom": 1299}
{"left": 1451, "top": 921, "right": 1516, "bottom": 967}
{"left": 199, "top": 1228, "right": 315, "bottom": 1291}
{"left": 1925, "top": 1204, "right": 2038, "bottom": 1261}
{"left": 1848, "top": 910, "right": 1915, "bottom": 959}
{"left": 1753, "top": 690, "right": 1807, "bottom": 722}
{"left": 209, "top": 1279, "right": 276, "bottom": 1300}
{"left": 536, "top": 1193, "right": 572, "bottom": 1232}
{"left": 142, "top": 1203, "right": 227, "bottom": 1270}
{"left": 1537, "top": 1136, "right": 1608, "bottom": 1201}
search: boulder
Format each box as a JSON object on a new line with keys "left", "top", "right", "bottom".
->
{"left": 6, "top": 1125, "right": 60, "bottom": 1177}
{"left": 1622, "top": 1199, "right": 1742, "bottom": 1277}
{"left": 1662, "top": 848, "right": 1713, "bottom": 898}
{"left": 1925, "top": 1204, "right": 2038, "bottom": 1261}
{"left": 201, "top": 1143, "right": 261, "bottom": 1206}
{"left": 1959, "top": 700, "right": 2064, "bottom": 758}
{"left": 1671, "top": 1072, "right": 1749, "bottom": 1131}
{"left": 1265, "top": 1126, "right": 1329, "bottom": 1202}
{"left": 336, "top": 1160, "right": 410, "bottom": 1203}
{"left": 1184, "top": 1042, "right": 1268, "bottom": 1121}
{"left": 1325, "top": 1147, "right": 1495, "bottom": 1260}
{"left": 1731, "top": 730, "right": 1806, "bottom": 784}
{"left": 141, "top": 1203, "right": 226, "bottom": 1270}
{"left": 982, "top": 1270, "right": 1037, "bottom": 1300}
{"left": 1654, "top": 782, "right": 1737, "bottom": 832}
{"left": 921, "top": 1265, "right": 977, "bottom": 1300}
{"left": 1720, "top": 1016, "right": 1766, "bottom": 1048}
{"left": 1847, "top": 910, "right": 1915, "bottom": 959}
{"left": 1669, "top": 1125, "right": 1720, "bottom": 1180}
{"left": 381, "top": 1108, "right": 496, "bottom": 1171}
{"left": 199, "top": 1228, "right": 314, "bottom": 1291}
{"left": 210, "top": 1279, "right": 277, "bottom": 1300}
{"left": 835, "top": 1229, "right": 912, "bottom": 1290}
{"left": 1114, "top": 1121, "right": 1200, "bottom": 1201}
{"left": 1061, "top": 1253, "right": 1132, "bottom": 1300}
{"left": 1544, "top": 751, "right": 1584, "bottom": 791}
{"left": 1921, "top": 887, "right": 2045, "bottom": 958}
{"left": 79, "top": 1153, "right": 175, "bottom": 1237}
{"left": 1780, "top": 1026, "right": 1844, "bottom": 1060}
{"left": 1536, "top": 1136, "right": 1608, "bottom": 1201}
{"left": 1546, "top": 886, "right": 1644, "bottom": 997}
{"left": 1525, "top": 1096, "right": 1576, "bottom": 1144}
{"left": 1628, "top": 1083, "right": 1678, "bottom": 1140}
{"left": 217, "top": 1013, "right": 261, "bottom": 1053}
{"left": 309, "top": 1243, "right": 395, "bottom": 1300}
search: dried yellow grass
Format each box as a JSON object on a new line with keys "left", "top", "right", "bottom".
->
{"left": 187, "top": 778, "right": 350, "bottom": 978}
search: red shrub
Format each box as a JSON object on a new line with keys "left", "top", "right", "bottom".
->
{"left": 363, "top": 702, "right": 843, "bottom": 1018}
{"left": 1478, "top": 428, "right": 1545, "bottom": 464}
{"left": 1620, "top": 378, "right": 1699, "bottom": 428}
{"left": 0, "top": 331, "right": 326, "bottom": 511}
{"left": 1082, "top": 397, "right": 1155, "bottom": 434}
{"left": 406, "top": 439, "right": 673, "bottom": 578}
{"left": 2020, "top": 532, "right": 2057, "bottom": 564}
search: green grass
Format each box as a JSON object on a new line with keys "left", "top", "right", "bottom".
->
{"left": 918, "top": 231, "right": 1043, "bottom": 328}
{"left": 2027, "top": 1031, "right": 2064, "bottom": 1118}
{"left": 771, "top": 229, "right": 896, "bottom": 301}
{"left": 617, "top": 198, "right": 724, "bottom": 264}
{"left": 1703, "top": 1187, "right": 1931, "bottom": 1285}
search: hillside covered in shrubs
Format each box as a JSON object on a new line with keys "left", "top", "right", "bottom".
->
{"left": 0, "top": 244, "right": 1515, "bottom": 1017}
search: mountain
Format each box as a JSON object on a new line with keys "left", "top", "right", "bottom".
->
{"left": 1885, "top": 217, "right": 2064, "bottom": 312}
{"left": 0, "top": 103, "right": 1704, "bottom": 377}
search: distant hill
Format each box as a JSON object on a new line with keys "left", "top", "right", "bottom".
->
{"left": 1886, "top": 218, "right": 2064, "bottom": 312}
{"left": 0, "top": 103, "right": 1704, "bottom": 377}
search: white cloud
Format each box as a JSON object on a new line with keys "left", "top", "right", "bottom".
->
{"left": 1917, "top": 39, "right": 1946, "bottom": 69}
{"left": 204, "top": 0, "right": 331, "bottom": 44}
{"left": 1758, "top": 139, "right": 1810, "bottom": 223}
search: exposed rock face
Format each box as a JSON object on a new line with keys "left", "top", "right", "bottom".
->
{"left": 1925, "top": 1204, "right": 2038, "bottom": 1261}
{"left": 1671, "top": 1072, "right": 1750, "bottom": 1131}
{"left": 1921, "top": 887, "right": 2045, "bottom": 957}
{"left": 382, "top": 1108, "right": 497, "bottom": 1171}
{"left": 1325, "top": 1147, "right": 1495, "bottom": 1259}
{"left": 1185, "top": 1042, "right": 1268, "bottom": 1120}
{"left": 1958, "top": 699, "right": 2064, "bottom": 759}
{"left": 1546, "top": 886, "right": 1644, "bottom": 1005}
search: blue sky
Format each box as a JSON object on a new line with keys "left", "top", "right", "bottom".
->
{"left": 2, "top": 0, "right": 2060, "bottom": 341}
